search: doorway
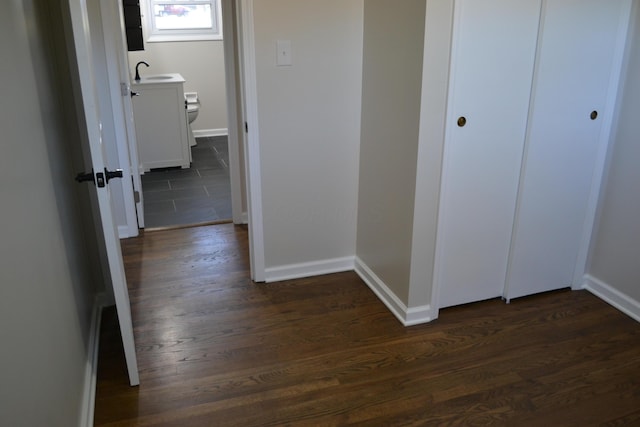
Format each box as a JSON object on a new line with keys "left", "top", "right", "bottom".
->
{"left": 100, "top": 0, "right": 264, "bottom": 279}
{"left": 140, "top": 136, "right": 233, "bottom": 228}
{"left": 125, "top": 0, "right": 236, "bottom": 229}
{"left": 66, "top": 0, "right": 263, "bottom": 392}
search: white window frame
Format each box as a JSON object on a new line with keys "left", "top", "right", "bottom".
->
{"left": 144, "top": 0, "right": 223, "bottom": 43}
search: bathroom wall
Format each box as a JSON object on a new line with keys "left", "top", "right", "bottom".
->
{"left": 128, "top": 39, "right": 228, "bottom": 134}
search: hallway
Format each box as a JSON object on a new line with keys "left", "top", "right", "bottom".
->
{"left": 94, "top": 224, "right": 640, "bottom": 426}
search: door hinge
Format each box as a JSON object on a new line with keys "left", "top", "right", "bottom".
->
{"left": 134, "top": 190, "right": 140, "bottom": 203}
{"left": 121, "top": 82, "right": 129, "bottom": 97}
{"left": 245, "top": 122, "right": 248, "bottom": 133}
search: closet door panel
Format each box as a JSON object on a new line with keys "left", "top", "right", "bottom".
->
{"left": 505, "top": 0, "right": 629, "bottom": 300}
{"left": 436, "top": 0, "right": 541, "bottom": 309}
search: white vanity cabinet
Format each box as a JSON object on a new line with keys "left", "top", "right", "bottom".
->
{"left": 131, "top": 74, "right": 190, "bottom": 171}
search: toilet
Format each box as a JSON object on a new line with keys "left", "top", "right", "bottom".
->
{"left": 184, "top": 92, "right": 200, "bottom": 147}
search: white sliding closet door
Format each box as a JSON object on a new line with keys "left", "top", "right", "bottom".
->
{"left": 435, "top": 0, "right": 542, "bottom": 309}
{"left": 505, "top": 0, "right": 631, "bottom": 301}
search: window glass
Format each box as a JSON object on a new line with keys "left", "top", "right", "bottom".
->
{"left": 146, "top": 1, "right": 222, "bottom": 42}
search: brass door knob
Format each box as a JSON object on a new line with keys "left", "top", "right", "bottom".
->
{"left": 457, "top": 116, "right": 467, "bottom": 127}
{"left": 590, "top": 111, "right": 598, "bottom": 120}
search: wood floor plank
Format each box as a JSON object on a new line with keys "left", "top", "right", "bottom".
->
{"left": 94, "top": 223, "right": 640, "bottom": 426}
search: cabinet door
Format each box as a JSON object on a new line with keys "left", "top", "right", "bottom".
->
{"left": 132, "top": 84, "right": 190, "bottom": 171}
{"left": 505, "top": 0, "right": 631, "bottom": 301}
{"left": 435, "top": 0, "right": 542, "bottom": 309}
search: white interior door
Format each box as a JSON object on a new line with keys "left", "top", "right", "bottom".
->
{"left": 101, "top": 0, "right": 145, "bottom": 229}
{"left": 68, "top": 0, "right": 140, "bottom": 386}
{"left": 434, "top": 0, "right": 542, "bottom": 309}
{"left": 505, "top": 0, "right": 632, "bottom": 301}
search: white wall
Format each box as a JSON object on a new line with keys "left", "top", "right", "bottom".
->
{"left": 355, "top": 0, "right": 455, "bottom": 323}
{"left": 356, "top": 0, "right": 427, "bottom": 303}
{"left": 408, "top": 0, "right": 454, "bottom": 313}
{"left": 128, "top": 37, "right": 228, "bottom": 133}
{"left": 0, "top": 1, "right": 102, "bottom": 425}
{"left": 252, "top": 0, "right": 363, "bottom": 272}
{"left": 588, "top": 4, "right": 640, "bottom": 305}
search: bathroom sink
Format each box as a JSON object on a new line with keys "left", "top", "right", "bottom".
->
{"left": 133, "top": 73, "right": 186, "bottom": 85}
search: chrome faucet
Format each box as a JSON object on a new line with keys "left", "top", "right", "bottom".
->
{"left": 134, "top": 61, "right": 149, "bottom": 81}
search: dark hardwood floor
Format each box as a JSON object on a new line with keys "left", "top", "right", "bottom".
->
{"left": 95, "top": 224, "right": 640, "bottom": 426}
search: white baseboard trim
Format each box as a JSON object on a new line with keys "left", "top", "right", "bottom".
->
{"left": 354, "top": 257, "right": 434, "bottom": 326}
{"left": 241, "top": 211, "right": 248, "bottom": 225}
{"left": 193, "top": 128, "right": 228, "bottom": 138}
{"left": 79, "top": 293, "right": 107, "bottom": 427}
{"left": 405, "top": 304, "right": 436, "bottom": 326}
{"left": 264, "top": 256, "right": 355, "bottom": 283}
{"left": 582, "top": 274, "right": 640, "bottom": 323}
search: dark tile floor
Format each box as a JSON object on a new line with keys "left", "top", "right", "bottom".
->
{"left": 142, "top": 136, "right": 232, "bottom": 229}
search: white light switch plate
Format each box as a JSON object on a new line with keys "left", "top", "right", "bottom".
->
{"left": 276, "top": 40, "right": 292, "bottom": 66}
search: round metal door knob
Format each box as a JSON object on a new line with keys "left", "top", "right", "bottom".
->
{"left": 457, "top": 116, "right": 467, "bottom": 127}
{"left": 590, "top": 111, "right": 598, "bottom": 120}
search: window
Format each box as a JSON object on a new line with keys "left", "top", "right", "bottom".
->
{"left": 145, "top": 0, "right": 222, "bottom": 42}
